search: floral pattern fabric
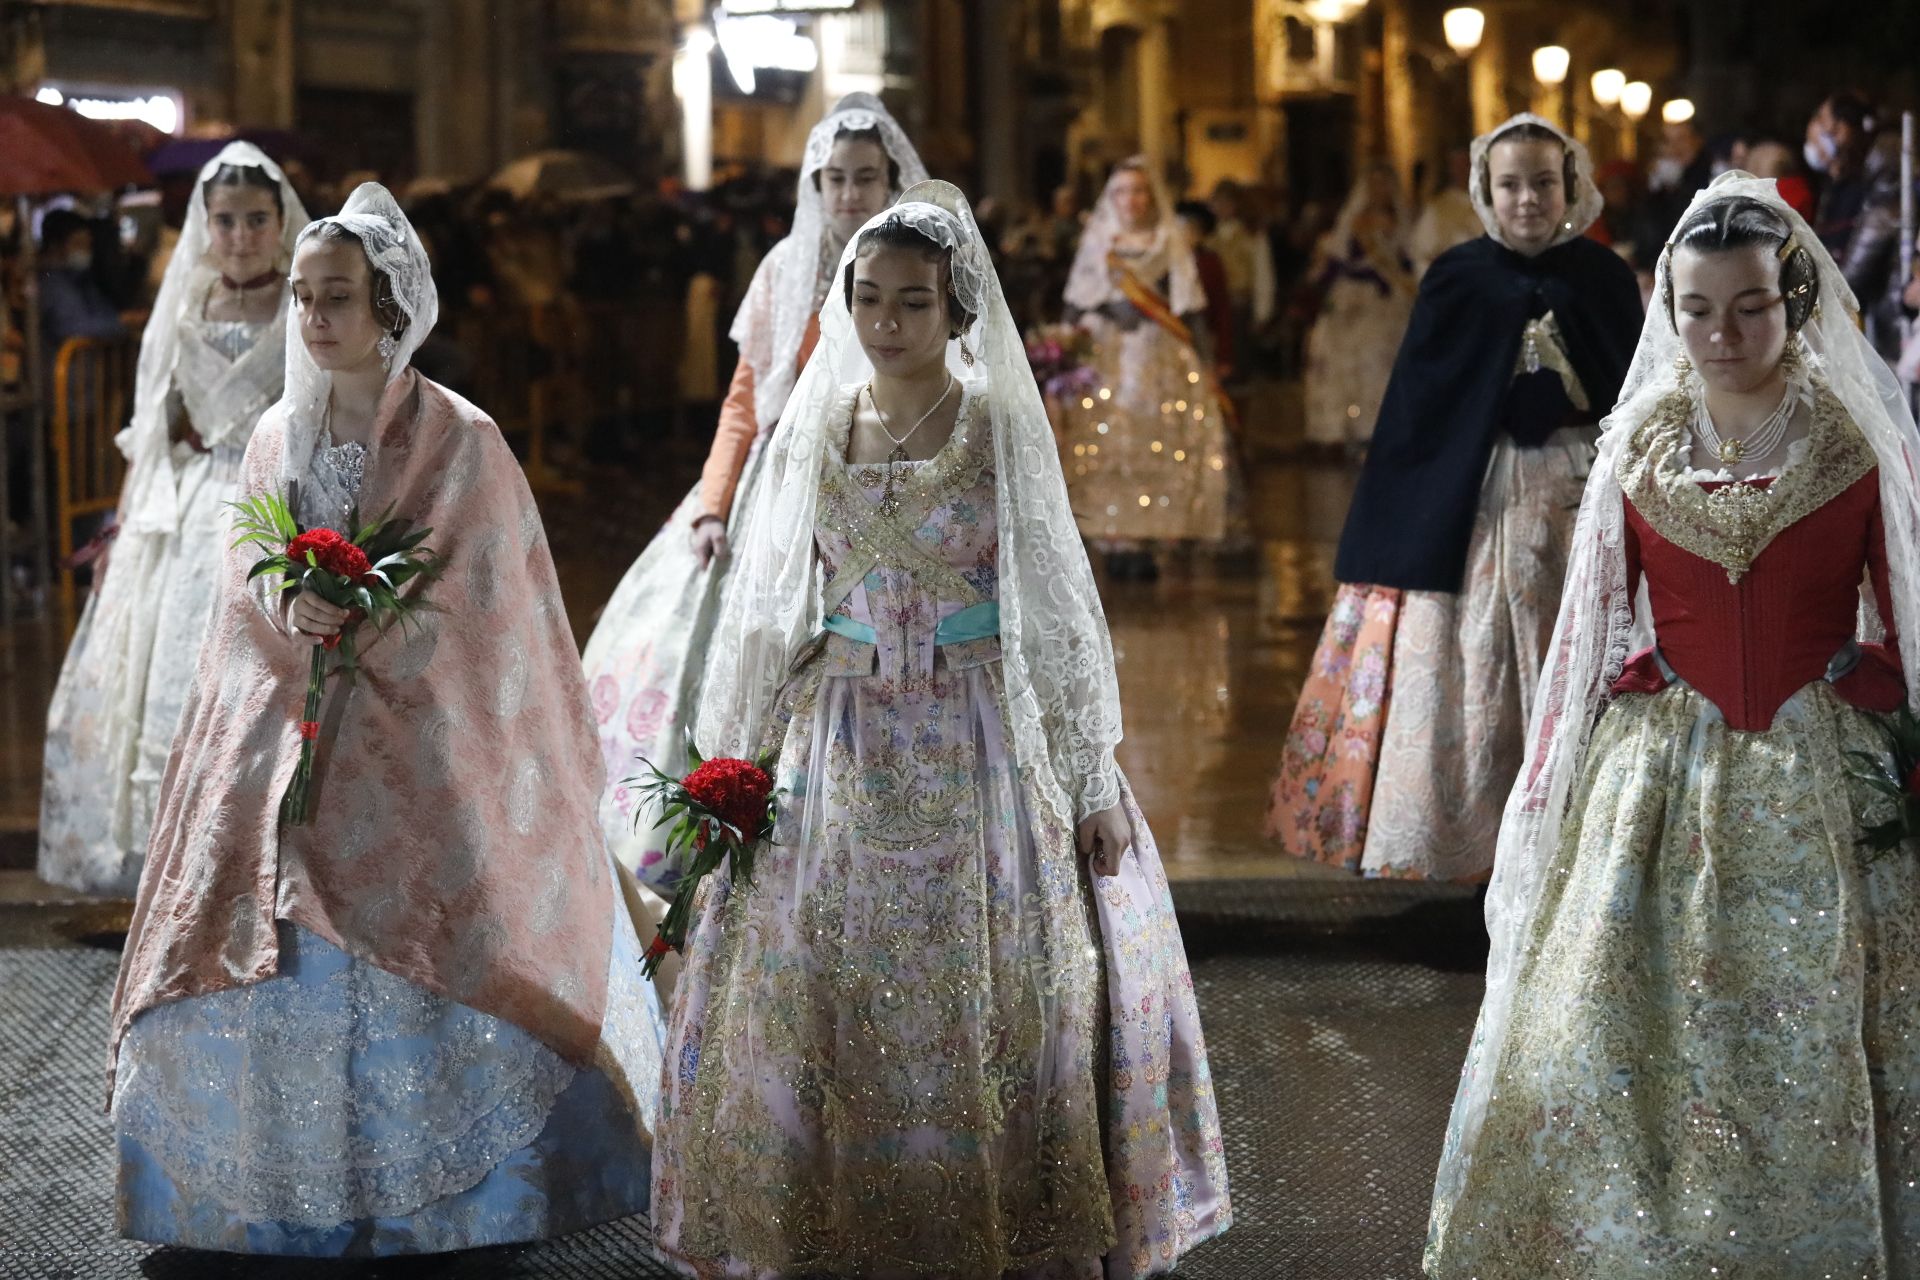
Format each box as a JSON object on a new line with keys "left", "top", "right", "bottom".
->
{"left": 652, "top": 402, "right": 1228, "bottom": 1278}
{"left": 1265, "top": 583, "right": 1401, "bottom": 868}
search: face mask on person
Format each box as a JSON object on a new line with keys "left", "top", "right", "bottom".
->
{"left": 1805, "top": 130, "right": 1838, "bottom": 174}
{"left": 64, "top": 250, "right": 93, "bottom": 273}
{"left": 1648, "top": 157, "right": 1684, "bottom": 192}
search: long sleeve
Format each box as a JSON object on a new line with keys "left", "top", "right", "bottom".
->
{"left": 697, "top": 355, "right": 760, "bottom": 523}
{"left": 697, "top": 312, "right": 822, "bottom": 523}
{"left": 1251, "top": 234, "right": 1276, "bottom": 327}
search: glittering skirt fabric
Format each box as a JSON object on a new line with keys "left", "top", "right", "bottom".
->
{"left": 1425, "top": 681, "right": 1920, "bottom": 1278}
{"left": 1057, "top": 316, "right": 1231, "bottom": 545}
{"left": 651, "top": 658, "right": 1229, "bottom": 1278}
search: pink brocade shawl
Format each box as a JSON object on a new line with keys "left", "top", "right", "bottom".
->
{"left": 108, "top": 371, "right": 615, "bottom": 1099}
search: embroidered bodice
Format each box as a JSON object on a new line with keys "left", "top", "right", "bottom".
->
{"left": 1612, "top": 382, "right": 1903, "bottom": 731}
{"left": 189, "top": 317, "right": 270, "bottom": 364}
{"left": 814, "top": 388, "right": 999, "bottom": 682}
{"left": 299, "top": 427, "right": 369, "bottom": 535}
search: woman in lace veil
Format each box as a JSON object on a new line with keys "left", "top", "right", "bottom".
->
{"left": 581, "top": 92, "right": 927, "bottom": 882}
{"left": 1426, "top": 173, "right": 1920, "bottom": 1276}
{"left": 40, "top": 142, "right": 307, "bottom": 894}
{"left": 1268, "top": 114, "right": 1641, "bottom": 883}
{"left": 1058, "top": 156, "right": 1233, "bottom": 580}
{"left": 654, "top": 181, "right": 1230, "bottom": 1277}
{"left": 1302, "top": 161, "right": 1415, "bottom": 452}
{"left": 109, "top": 183, "right": 665, "bottom": 1256}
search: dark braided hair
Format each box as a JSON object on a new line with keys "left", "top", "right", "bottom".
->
{"left": 842, "top": 214, "right": 977, "bottom": 339}
{"left": 1664, "top": 195, "right": 1819, "bottom": 333}
{"left": 1476, "top": 121, "right": 1578, "bottom": 210}
{"left": 202, "top": 162, "right": 285, "bottom": 219}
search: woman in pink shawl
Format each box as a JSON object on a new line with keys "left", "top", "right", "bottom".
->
{"left": 106, "top": 183, "right": 664, "bottom": 1256}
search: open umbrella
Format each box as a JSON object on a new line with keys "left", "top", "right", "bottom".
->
{"left": 488, "top": 150, "right": 636, "bottom": 202}
{"left": 0, "top": 96, "right": 150, "bottom": 196}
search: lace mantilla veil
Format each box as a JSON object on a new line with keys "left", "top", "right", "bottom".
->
{"left": 1467, "top": 112, "right": 1606, "bottom": 250}
{"left": 1063, "top": 155, "right": 1204, "bottom": 317}
{"left": 117, "top": 142, "right": 309, "bottom": 535}
{"left": 730, "top": 93, "right": 929, "bottom": 432}
{"left": 1429, "top": 172, "right": 1920, "bottom": 1238}
{"left": 698, "top": 180, "right": 1125, "bottom": 827}
{"left": 272, "top": 182, "right": 439, "bottom": 488}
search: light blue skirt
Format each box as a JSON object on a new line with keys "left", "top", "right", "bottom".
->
{"left": 113, "top": 911, "right": 661, "bottom": 1256}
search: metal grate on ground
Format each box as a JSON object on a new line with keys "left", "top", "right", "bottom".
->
{"left": 0, "top": 879, "right": 1488, "bottom": 1280}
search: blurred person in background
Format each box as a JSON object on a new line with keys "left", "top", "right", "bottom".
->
{"left": 1408, "top": 146, "right": 1483, "bottom": 277}
{"left": 1209, "top": 179, "right": 1276, "bottom": 376}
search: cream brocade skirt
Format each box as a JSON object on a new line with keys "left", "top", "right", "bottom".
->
{"left": 1426, "top": 680, "right": 1920, "bottom": 1278}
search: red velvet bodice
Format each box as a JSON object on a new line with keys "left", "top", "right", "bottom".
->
{"left": 1613, "top": 470, "right": 1905, "bottom": 731}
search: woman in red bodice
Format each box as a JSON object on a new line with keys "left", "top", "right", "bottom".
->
{"left": 1428, "top": 174, "right": 1920, "bottom": 1277}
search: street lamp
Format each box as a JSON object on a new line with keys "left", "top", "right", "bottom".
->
{"left": 1531, "top": 46, "right": 1570, "bottom": 88}
{"left": 1620, "top": 81, "right": 1653, "bottom": 121}
{"left": 1662, "top": 98, "right": 1696, "bottom": 125}
{"left": 1590, "top": 68, "right": 1625, "bottom": 108}
{"left": 1442, "top": 7, "right": 1484, "bottom": 57}
{"left": 1303, "top": 0, "right": 1369, "bottom": 22}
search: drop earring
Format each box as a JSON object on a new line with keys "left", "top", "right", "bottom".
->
{"left": 377, "top": 330, "right": 398, "bottom": 369}
{"left": 959, "top": 336, "right": 974, "bottom": 368}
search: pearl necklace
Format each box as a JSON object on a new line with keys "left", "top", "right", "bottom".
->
{"left": 1692, "top": 381, "right": 1796, "bottom": 467}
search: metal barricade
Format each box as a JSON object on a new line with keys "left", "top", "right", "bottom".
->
{"left": 50, "top": 333, "right": 136, "bottom": 631}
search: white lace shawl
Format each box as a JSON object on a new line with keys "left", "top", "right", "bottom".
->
{"left": 1062, "top": 157, "right": 1205, "bottom": 318}
{"left": 1430, "top": 172, "right": 1920, "bottom": 1236}
{"left": 728, "top": 93, "right": 929, "bottom": 432}
{"left": 117, "top": 143, "right": 308, "bottom": 535}
{"left": 274, "top": 182, "right": 439, "bottom": 489}
{"left": 1468, "top": 112, "right": 1606, "bottom": 251}
{"left": 698, "top": 181, "right": 1124, "bottom": 826}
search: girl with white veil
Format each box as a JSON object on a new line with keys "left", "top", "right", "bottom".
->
{"left": 1302, "top": 161, "right": 1415, "bottom": 452}
{"left": 1268, "top": 115, "right": 1642, "bottom": 881}
{"left": 653, "top": 181, "right": 1230, "bottom": 1278}
{"left": 109, "top": 184, "right": 664, "bottom": 1256}
{"left": 1059, "top": 157, "right": 1233, "bottom": 581}
{"left": 1426, "top": 173, "right": 1920, "bottom": 1276}
{"left": 581, "top": 93, "right": 926, "bottom": 880}
{"left": 40, "top": 142, "right": 308, "bottom": 894}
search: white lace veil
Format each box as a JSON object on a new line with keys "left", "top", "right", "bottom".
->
{"left": 1063, "top": 156, "right": 1204, "bottom": 316}
{"left": 1430, "top": 172, "right": 1920, "bottom": 1235}
{"left": 1322, "top": 162, "right": 1414, "bottom": 260}
{"left": 275, "top": 181, "right": 439, "bottom": 487}
{"left": 698, "top": 180, "right": 1124, "bottom": 826}
{"left": 729, "top": 92, "right": 929, "bottom": 431}
{"left": 117, "top": 142, "right": 308, "bottom": 534}
{"left": 1468, "top": 112, "right": 1605, "bottom": 250}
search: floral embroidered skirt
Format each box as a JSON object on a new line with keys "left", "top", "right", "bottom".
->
{"left": 1268, "top": 429, "right": 1589, "bottom": 880}
{"left": 652, "top": 657, "right": 1230, "bottom": 1279}
{"left": 1425, "top": 682, "right": 1920, "bottom": 1278}
{"left": 113, "top": 891, "right": 665, "bottom": 1256}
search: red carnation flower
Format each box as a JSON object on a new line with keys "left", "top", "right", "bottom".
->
{"left": 287, "top": 528, "right": 373, "bottom": 583}
{"left": 683, "top": 757, "right": 774, "bottom": 835}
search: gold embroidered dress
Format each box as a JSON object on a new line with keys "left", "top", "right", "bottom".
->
{"left": 1425, "top": 385, "right": 1920, "bottom": 1277}
{"left": 653, "top": 387, "right": 1229, "bottom": 1278}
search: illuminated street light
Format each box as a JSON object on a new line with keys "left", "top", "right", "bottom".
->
{"left": 1303, "top": 0, "right": 1369, "bottom": 22}
{"left": 1620, "top": 80, "right": 1653, "bottom": 121}
{"left": 1531, "top": 45, "right": 1570, "bottom": 87}
{"left": 1662, "top": 98, "right": 1696, "bottom": 125}
{"left": 1441, "top": 6, "right": 1484, "bottom": 56}
{"left": 1590, "top": 68, "right": 1625, "bottom": 107}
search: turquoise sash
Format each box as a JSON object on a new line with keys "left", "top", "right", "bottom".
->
{"left": 822, "top": 600, "right": 1000, "bottom": 647}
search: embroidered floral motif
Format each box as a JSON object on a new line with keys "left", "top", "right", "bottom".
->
{"left": 1617, "top": 380, "right": 1874, "bottom": 583}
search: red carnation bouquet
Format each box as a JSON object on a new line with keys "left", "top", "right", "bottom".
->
{"left": 1848, "top": 705, "right": 1920, "bottom": 856}
{"left": 231, "top": 491, "right": 437, "bottom": 825}
{"left": 628, "top": 738, "right": 778, "bottom": 979}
